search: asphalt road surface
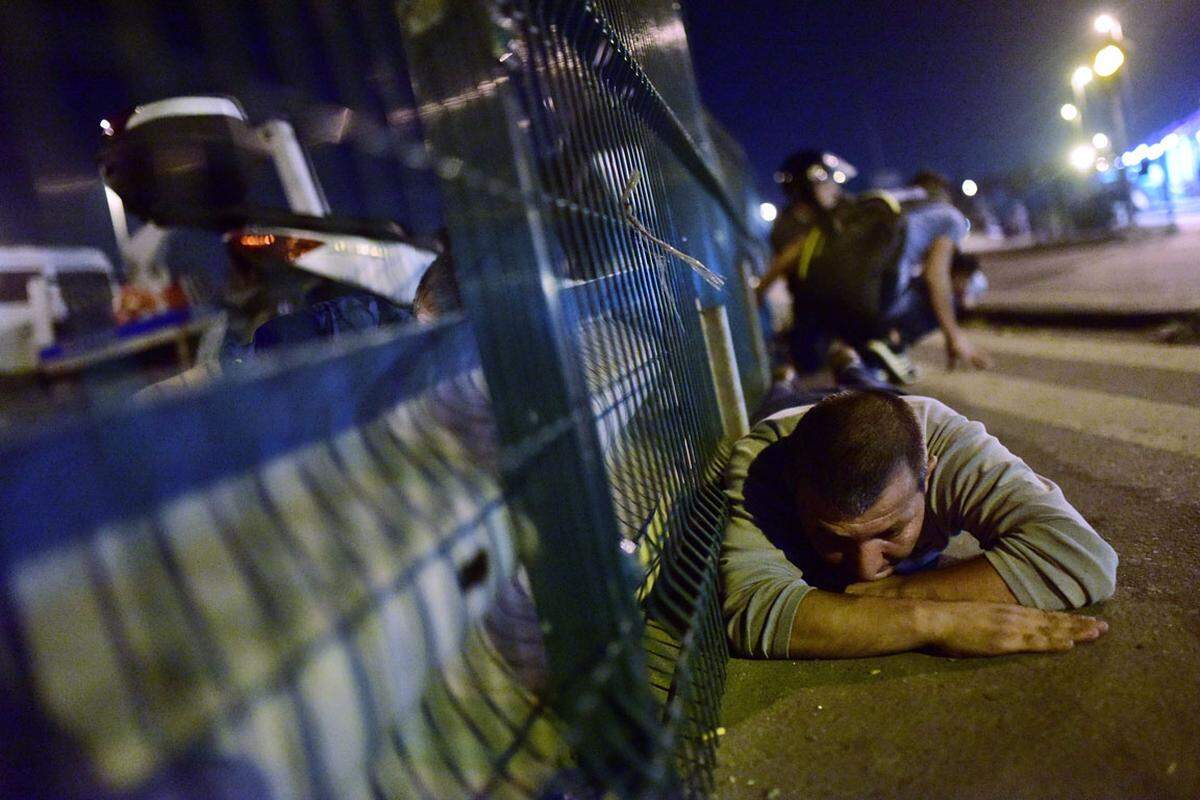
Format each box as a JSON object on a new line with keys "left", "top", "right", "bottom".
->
{"left": 973, "top": 226, "right": 1200, "bottom": 317}
{"left": 715, "top": 322, "right": 1200, "bottom": 800}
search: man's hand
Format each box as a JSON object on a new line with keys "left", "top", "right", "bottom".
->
{"left": 927, "top": 601, "right": 1108, "bottom": 657}
{"left": 946, "top": 332, "right": 993, "bottom": 371}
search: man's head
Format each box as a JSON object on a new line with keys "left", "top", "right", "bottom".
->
{"left": 784, "top": 391, "right": 936, "bottom": 583}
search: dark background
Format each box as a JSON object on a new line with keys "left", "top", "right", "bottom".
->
{"left": 1, "top": 1, "right": 1196, "bottom": 252}
{"left": 684, "top": 0, "right": 1200, "bottom": 197}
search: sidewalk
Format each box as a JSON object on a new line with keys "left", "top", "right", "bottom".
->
{"left": 972, "top": 226, "right": 1200, "bottom": 318}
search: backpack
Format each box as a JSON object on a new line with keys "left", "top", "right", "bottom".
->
{"left": 793, "top": 191, "right": 908, "bottom": 337}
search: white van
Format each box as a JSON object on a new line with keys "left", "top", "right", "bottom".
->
{"left": 0, "top": 247, "right": 117, "bottom": 373}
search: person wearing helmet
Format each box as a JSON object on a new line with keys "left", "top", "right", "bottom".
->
{"left": 755, "top": 150, "right": 873, "bottom": 384}
{"left": 756, "top": 150, "right": 991, "bottom": 386}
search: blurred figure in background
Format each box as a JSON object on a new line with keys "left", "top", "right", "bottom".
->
{"left": 755, "top": 149, "right": 873, "bottom": 384}
{"left": 756, "top": 153, "right": 991, "bottom": 389}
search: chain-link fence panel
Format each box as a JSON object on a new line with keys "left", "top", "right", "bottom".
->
{"left": 1, "top": 0, "right": 771, "bottom": 796}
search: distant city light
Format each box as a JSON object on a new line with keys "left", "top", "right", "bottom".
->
{"left": 1071, "top": 66, "right": 1094, "bottom": 91}
{"left": 832, "top": 170, "right": 848, "bottom": 184}
{"left": 1069, "top": 144, "right": 1096, "bottom": 171}
{"left": 1147, "top": 142, "right": 1165, "bottom": 160}
{"left": 759, "top": 202, "right": 778, "bottom": 222}
{"left": 1093, "top": 45, "right": 1125, "bottom": 78}
{"left": 99, "top": 118, "right": 114, "bottom": 136}
{"left": 1091, "top": 132, "right": 1109, "bottom": 150}
{"left": 1161, "top": 133, "right": 1180, "bottom": 149}
{"left": 961, "top": 179, "right": 978, "bottom": 197}
{"left": 1120, "top": 152, "right": 1137, "bottom": 167}
{"left": 1093, "top": 13, "right": 1123, "bottom": 39}
{"left": 1145, "top": 162, "right": 1165, "bottom": 188}
{"left": 1095, "top": 158, "right": 1110, "bottom": 172}
{"left": 1060, "top": 103, "right": 1080, "bottom": 122}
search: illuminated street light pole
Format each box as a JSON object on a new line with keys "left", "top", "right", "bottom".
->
{"left": 1086, "top": 14, "right": 1136, "bottom": 227}
{"left": 1070, "top": 65, "right": 1093, "bottom": 131}
{"left": 1093, "top": 44, "right": 1129, "bottom": 153}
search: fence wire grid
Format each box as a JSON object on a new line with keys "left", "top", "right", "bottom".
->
{"left": 0, "top": 0, "right": 769, "bottom": 797}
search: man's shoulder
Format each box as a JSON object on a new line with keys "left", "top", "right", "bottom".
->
{"left": 900, "top": 394, "right": 957, "bottom": 426}
{"left": 747, "top": 403, "right": 813, "bottom": 448}
{"left": 731, "top": 409, "right": 803, "bottom": 472}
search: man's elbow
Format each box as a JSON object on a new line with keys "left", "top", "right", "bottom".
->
{"left": 722, "top": 607, "right": 766, "bottom": 659}
{"left": 1068, "top": 541, "right": 1118, "bottom": 608}
{"left": 1091, "top": 541, "right": 1119, "bottom": 603}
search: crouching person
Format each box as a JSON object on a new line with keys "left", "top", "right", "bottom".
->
{"left": 721, "top": 390, "right": 1117, "bottom": 658}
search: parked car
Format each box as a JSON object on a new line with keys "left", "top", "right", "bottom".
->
{"left": 0, "top": 246, "right": 117, "bottom": 373}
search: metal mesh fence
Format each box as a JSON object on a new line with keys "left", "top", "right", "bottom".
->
{"left": 401, "top": 1, "right": 766, "bottom": 794}
{"left": 1, "top": 322, "right": 579, "bottom": 799}
{"left": 0, "top": 0, "right": 769, "bottom": 797}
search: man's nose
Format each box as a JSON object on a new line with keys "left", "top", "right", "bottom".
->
{"left": 850, "top": 541, "right": 887, "bottom": 580}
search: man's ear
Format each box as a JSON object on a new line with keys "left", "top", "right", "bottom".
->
{"left": 924, "top": 454, "right": 938, "bottom": 492}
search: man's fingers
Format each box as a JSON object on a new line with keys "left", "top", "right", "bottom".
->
{"left": 936, "top": 603, "right": 1110, "bottom": 657}
{"left": 1005, "top": 608, "right": 1109, "bottom": 653}
{"left": 1068, "top": 614, "right": 1108, "bottom": 641}
{"left": 1048, "top": 611, "right": 1109, "bottom": 645}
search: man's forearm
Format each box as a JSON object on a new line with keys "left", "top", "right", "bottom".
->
{"left": 923, "top": 235, "right": 961, "bottom": 339}
{"left": 788, "top": 587, "right": 1109, "bottom": 659}
{"left": 756, "top": 239, "right": 805, "bottom": 299}
{"left": 788, "top": 590, "right": 939, "bottom": 658}
{"left": 844, "top": 555, "right": 1019, "bottom": 604}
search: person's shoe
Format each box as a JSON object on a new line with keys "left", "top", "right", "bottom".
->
{"left": 865, "top": 339, "right": 919, "bottom": 384}
{"left": 829, "top": 346, "right": 893, "bottom": 390}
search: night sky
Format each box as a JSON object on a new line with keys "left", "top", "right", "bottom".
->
{"left": 684, "top": 0, "right": 1200, "bottom": 199}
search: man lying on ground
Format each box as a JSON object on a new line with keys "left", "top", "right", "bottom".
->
{"left": 721, "top": 390, "right": 1118, "bottom": 658}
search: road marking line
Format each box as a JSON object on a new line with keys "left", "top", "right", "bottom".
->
{"left": 953, "top": 330, "right": 1200, "bottom": 373}
{"left": 910, "top": 370, "right": 1200, "bottom": 459}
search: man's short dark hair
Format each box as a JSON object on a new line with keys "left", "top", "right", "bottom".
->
{"left": 784, "top": 390, "right": 926, "bottom": 519}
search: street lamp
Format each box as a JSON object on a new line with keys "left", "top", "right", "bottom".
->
{"left": 1092, "top": 132, "right": 1110, "bottom": 150}
{"left": 1068, "top": 67, "right": 1093, "bottom": 131}
{"left": 1093, "top": 44, "right": 1125, "bottom": 78}
{"left": 1093, "top": 13, "right": 1123, "bottom": 40}
{"left": 759, "top": 202, "right": 778, "bottom": 222}
{"left": 961, "top": 179, "right": 978, "bottom": 197}
{"left": 1069, "top": 144, "right": 1096, "bottom": 171}
{"left": 1060, "top": 103, "right": 1079, "bottom": 121}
